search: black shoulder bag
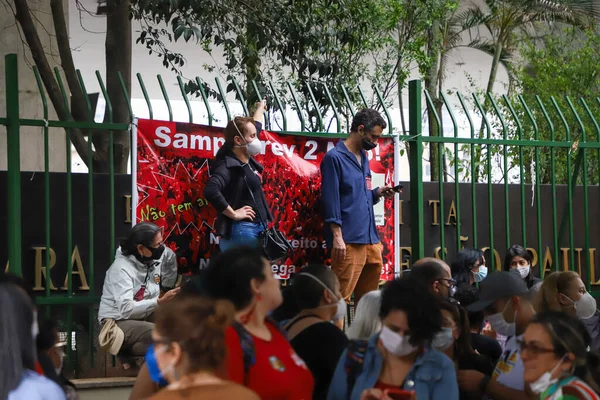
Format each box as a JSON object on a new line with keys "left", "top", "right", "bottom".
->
{"left": 243, "top": 173, "right": 293, "bottom": 261}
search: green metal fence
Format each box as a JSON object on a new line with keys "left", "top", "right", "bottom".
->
{"left": 408, "top": 80, "right": 600, "bottom": 290}
{"left": 2, "top": 51, "right": 600, "bottom": 377}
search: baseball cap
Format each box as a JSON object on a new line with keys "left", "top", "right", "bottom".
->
{"left": 466, "top": 271, "right": 529, "bottom": 312}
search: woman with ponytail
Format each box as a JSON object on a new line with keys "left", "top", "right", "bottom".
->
{"left": 204, "top": 101, "right": 272, "bottom": 251}
{"left": 204, "top": 246, "right": 314, "bottom": 400}
{"left": 521, "top": 311, "right": 600, "bottom": 399}
{"left": 535, "top": 271, "right": 600, "bottom": 350}
{"left": 145, "top": 295, "right": 259, "bottom": 400}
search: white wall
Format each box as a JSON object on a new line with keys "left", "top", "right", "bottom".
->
{"left": 0, "top": 0, "right": 69, "bottom": 172}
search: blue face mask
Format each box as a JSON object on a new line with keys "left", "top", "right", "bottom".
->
{"left": 145, "top": 344, "right": 169, "bottom": 387}
{"left": 472, "top": 265, "right": 488, "bottom": 283}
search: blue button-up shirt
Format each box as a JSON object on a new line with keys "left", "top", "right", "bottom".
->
{"left": 320, "top": 140, "right": 381, "bottom": 247}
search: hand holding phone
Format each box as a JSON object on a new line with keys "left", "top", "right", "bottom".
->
{"left": 384, "top": 388, "right": 414, "bottom": 400}
{"left": 391, "top": 184, "right": 403, "bottom": 192}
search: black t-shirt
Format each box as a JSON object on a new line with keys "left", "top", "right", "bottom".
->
{"left": 470, "top": 332, "right": 503, "bottom": 365}
{"left": 239, "top": 162, "right": 269, "bottom": 223}
{"left": 458, "top": 352, "right": 495, "bottom": 400}
{"left": 289, "top": 321, "right": 349, "bottom": 400}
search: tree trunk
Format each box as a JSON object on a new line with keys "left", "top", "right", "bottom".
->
{"left": 13, "top": 0, "right": 132, "bottom": 173}
{"left": 474, "top": 38, "right": 504, "bottom": 181}
{"left": 425, "top": 22, "right": 442, "bottom": 182}
{"left": 103, "top": 0, "right": 132, "bottom": 173}
{"left": 13, "top": 0, "right": 95, "bottom": 165}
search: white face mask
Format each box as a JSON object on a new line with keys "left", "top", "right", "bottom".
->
{"left": 487, "top": 301, "right": 517, "bottom": 337}
{"left": 529, "top": 356, "right": 565, "bottom": 394}
{"left": 516, "top": 265, "right": 531, "bottom": 279}
{"left": 245, "top": 138, "right": 263, "bottom": 156}
{"left": 296, "top": 273, "right": 345, "bottom": 320}
{"left": 379, "top": 326, "right": 418, "bottom": 356}
{"left": 332, "top": 298, "right": 347, "bottom": 321}
{"left": 432, "top": 327, "right": 455, "bottom": 351}
{"left": 232, "top": 121, "right": 262, "bottom": 157}
{"left": 564, "top": 292, "right": 597, "bottom": 320}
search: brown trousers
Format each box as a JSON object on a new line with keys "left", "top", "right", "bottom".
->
{"left": 332, "top": 242, "right": 383, "bottom": 307}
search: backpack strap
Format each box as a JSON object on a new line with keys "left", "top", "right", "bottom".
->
{"left": 231, "top": 320, "right": 255, "bottom": 387}
{"left": 266, "top": 315, "right": 288, "bottom": 340}
{"left": 232, "top": 317, "right": 286, "bottom": 387}
{"left": 344, "top": 339, "right": 369, "bottom": 397}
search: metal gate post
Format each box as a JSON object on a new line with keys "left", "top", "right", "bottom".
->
{"left": 5, "top": 53, "right": 22, "bottom": 276}
{"left": 408, "top": 80, "right": 424, "bottom": 261}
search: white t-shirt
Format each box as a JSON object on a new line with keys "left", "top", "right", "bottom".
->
{"left": 492, "top": 334, "right": 525, "bottom": 391}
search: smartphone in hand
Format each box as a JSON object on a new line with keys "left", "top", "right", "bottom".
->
{"left": 384, "top": 388, "right": 414, "bottom": 400}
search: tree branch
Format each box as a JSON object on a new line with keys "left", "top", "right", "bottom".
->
{"left": 50, "top": 0, "right": 90, "bottom": 123}
{"left": 12, "top": 0, "right": 93, "bottom": 166}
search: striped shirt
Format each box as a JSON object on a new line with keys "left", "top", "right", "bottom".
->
{"left": 541, "top": 376, "right": 599, "bottom": 400}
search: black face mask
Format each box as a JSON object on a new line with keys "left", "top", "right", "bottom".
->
{"left": 360, "top": 131, "right": 378, "bottom": 150}
{"left": 136, "top": 244, "right": 165, "bottom": 264}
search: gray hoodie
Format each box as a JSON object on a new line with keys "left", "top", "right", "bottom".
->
{"left": 98, "top": 247, "right": 163, "bottom": 322}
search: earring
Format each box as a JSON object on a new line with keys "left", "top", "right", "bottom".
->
{"left": 256, "top": 293, "right": 262, "bottom": 301}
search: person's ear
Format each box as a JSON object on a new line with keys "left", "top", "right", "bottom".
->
{"left": 323, "top": 289, "right": 335, "bottom": 305}
{"left": 557, "top": 293, "right": 571, "bottom": 307}
{"left": 169, "top": 342, "right": 183, "bottom": 366}
{"left": 137, "top": 244, "right": 146, "bottom": 256}
{"left": 432, "top": 281, "right": 440, "bottom": 294}
{"left": 562, "top": 353, "right": 575, "bottom": 372}
{"left": 250, "top": 278, "right": 261, "bottom": 298}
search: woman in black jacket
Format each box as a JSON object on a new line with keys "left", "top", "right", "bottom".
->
{"left": 204, "top": 102, "right": 272, "bottom": 251}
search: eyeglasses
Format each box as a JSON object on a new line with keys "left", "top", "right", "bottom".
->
{"left": 516, "top": 339, "right": 556, "bottom": 355}
{"left": 437, "top": 278, "right": 456, "bottom": 288}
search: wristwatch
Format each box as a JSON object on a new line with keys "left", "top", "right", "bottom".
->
{"left": 479, "top": 375, "right": 491, "bottom": 394}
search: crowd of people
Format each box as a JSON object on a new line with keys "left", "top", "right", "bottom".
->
{"left": 4, "top": 240, "right": 600, "bottom": 400}
{"left": 4, "top": 108, "right": 600, "bottom": 400}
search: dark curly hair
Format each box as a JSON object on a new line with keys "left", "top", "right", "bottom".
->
{"left": 350, "top": 108, "right": 387, "bottom": 133}
{"left": 203, "top": 246, "right": 267, "bottom": 310}
{"left": 380, "top": 276, "right": 442, "bottom": 347}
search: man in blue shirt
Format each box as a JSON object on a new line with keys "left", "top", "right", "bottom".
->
{"left": 320, "top": 109, "right": 395, "bottom": 323}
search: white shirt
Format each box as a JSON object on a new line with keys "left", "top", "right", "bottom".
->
{"left": 492, "top": 334, "right": 525, "bottom": 391}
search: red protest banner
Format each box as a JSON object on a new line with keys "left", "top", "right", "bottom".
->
{"left": 134, "top": 118, "right": 396, "bottom": 280}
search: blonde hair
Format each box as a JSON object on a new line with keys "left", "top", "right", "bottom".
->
{"left": 534, "top": 271, "right": 580, "bottom": 312}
